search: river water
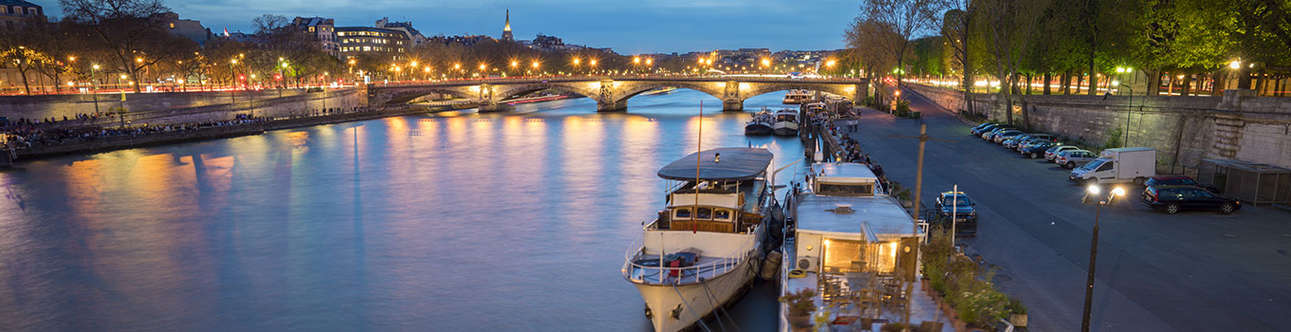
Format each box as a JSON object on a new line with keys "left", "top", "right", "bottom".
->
{"left": 0, "top": 90, "right": 808, "bottom": 331}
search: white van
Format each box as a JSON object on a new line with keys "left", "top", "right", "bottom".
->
{"left": 1068, "top": 147, "right": 1156, "bottom": 184}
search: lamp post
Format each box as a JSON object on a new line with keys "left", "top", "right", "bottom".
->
{"left": 229, "top": 58, "right": 238, "bottom": 106}
{"left": 91, "top": 64, "right": 101, "bottom": 115}
{"left": 1080, "top": 184, "right": 1126, "bottom": 332}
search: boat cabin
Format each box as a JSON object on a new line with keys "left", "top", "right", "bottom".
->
{"left": 651, "top": 148, "right": 774, "bottom": 234}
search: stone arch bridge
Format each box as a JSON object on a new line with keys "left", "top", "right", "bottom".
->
{"left": 367, "top": 76, "right": 869, "bottom": 112}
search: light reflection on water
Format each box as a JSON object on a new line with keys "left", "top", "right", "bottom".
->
{"left": 0, "top": 90, "right": 806, "bottom": 331}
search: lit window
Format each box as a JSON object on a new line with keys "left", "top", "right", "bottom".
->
{"left": 673, "top": 207, "right": 691, "bottom": 219}
{"left": 169, "top": 22, "right": 175, "bottom": 29}
{"left": 714, "top": 209, "right": 731, "bottom": 221}
{"left": 696, "top": 207, "right": 712, "bottom": 220}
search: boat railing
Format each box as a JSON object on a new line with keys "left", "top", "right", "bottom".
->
{"left": 620, "top": 242, "right": 751, "bottom": 285}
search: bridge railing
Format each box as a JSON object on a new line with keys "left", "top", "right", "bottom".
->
{"left": 366, "top": 74, "right": 867, "bottom": 87}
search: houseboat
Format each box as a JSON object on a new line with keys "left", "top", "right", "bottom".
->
{"left": 745, "top": 108, "right": 775, "bottom": 136}
{"left": 623, "top": 148, "right": 775, "bottom": 332}
{"left": 779, "top": 162, "right": 923, "bottom": 331}
{"left": 783, "top": 89, "right": 814, "bottom": 104}
{"left": 773, "top": 109, "right": 800, "bottom": 136}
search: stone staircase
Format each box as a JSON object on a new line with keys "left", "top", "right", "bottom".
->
{"left": 1212, "top": 117, "right": 1245, "bottom": 159}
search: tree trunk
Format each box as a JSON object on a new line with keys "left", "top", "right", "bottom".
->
{"left": 1077, "top": 73, "right": 1085, "bottom": 95}
{"left": 1026, "top": 72, "right": 1034, "bottom": 95}
{"left": 1062, "top": 71, "right": 1071, "bottom": 95}
{"left": 1181, "top": 74, "right": 1192, "bottom": 96}
{"left": 17, "top": 68, "right": 31, "bottom": 95}
{"left": 1146, "top": 70, "right": 1160, "bottom": 96}
{"left": 1236, "top": 66, "right": 1252, "bottom": 90}
{"left": 1211, "top": 70, "right": 1223, "bottom": 96}
{"left": 1043, "top": 72, "right": 1052, "bottom": 95}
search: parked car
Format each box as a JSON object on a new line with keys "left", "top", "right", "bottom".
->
{"left": 1001, "top": 134, "right": 1033, "bottom": 149}
{"left": 971, "top": 123, "right": 1000, "bottom": 136}
{"left": 1046, "top": 145, "right": 1079, "bottom": 161}
{"left": 935, "top": 191, "right": 977, "bottom": 235}
{"left": 1019, "top": 137, "right": 1055, "bottom": 152}
{"left": 1056, "top": 149, "right": 1097, "bottom": 168}
{"left": 1016, "top": 134, "right": 1057, "bottom": 151}
{"left": 1144, "top": 175, "right": 1218, "bottom": 192}
{"left": 1142, "top": 186, "right": 1241, "bottom": 214}
{"left": 992, "top": 130, "right": 1023, "bottom": 144}
{"left": 982, "top": 127, "right": 1012, "bottom": 140}
{"left": 1021, "top": 140, "right": 1057, "bottom": 159}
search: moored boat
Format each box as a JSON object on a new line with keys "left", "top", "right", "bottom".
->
{"left": 772, "top": 109, "right": 800, "bottom": 136}
{"left": 623, "top": 148, "right": 775, "bottom": 332}
{"left": 783, "top": 89, "right": 813, "bottom": 104}
{"left": 745, "top": 109, "right": 774, "bottom": 136}
{"left": 779, "top": 162, "right": 923, "bottom": 331}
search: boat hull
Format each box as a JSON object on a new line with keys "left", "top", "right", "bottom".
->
{"left": 745, "top": 123, "right": 774, "bottom": 136}
{"left": 634, "top": 257, "right": 759, "bottom": 332}
{"left": 773, "top": 122, "right": 799, "bottom": 136}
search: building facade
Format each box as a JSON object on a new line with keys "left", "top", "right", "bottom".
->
{"left": 375, "top": 18, "right": 426, "bottom": 46}
{"left": 336, "top": 27, "right": 409, "bottom": 59}
{"left": 154, "top": 12, "right": 211, "bottom": 45}
{"left": 0, "top": 0, "right": 43, "bottom": 31}
{"left": 291, "top": 17, "right": 338, "bottom": 56}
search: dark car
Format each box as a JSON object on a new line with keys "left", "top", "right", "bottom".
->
{"left": 1144, "top": 176, "right": 1218, "bottom": 192}
{"left": 935, "top": 191, "right": 977, "bottom": 235}
{"left": 1020, "top": 140, "right": 1056, "bottom": 159}
{"left": 1141, "top": 186, "right": 1241, "bottom": 214}
{"left": 971, "top": 123, "right": 1000, "bottom": 136}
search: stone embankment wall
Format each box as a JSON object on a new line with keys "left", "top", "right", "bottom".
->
{"left": 906, "top": 84, "right": 1291, "bottom": 173}
{"left": 0, "top": 87, "right": 369, "bottom": 125}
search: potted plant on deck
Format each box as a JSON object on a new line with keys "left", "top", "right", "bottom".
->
{"left": 779, "top": 288, "right": 816, "bottom": 331}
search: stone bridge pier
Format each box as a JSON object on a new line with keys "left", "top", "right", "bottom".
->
{"left": 367, "top": 77, "right": 869, "bottom": 113}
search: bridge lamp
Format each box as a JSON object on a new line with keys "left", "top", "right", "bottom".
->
{"left": 645, "top": 58, "right": 653, "bottom": 66}
{"left": 589, "top": 59, "right": 598, "bottom": 66}
{"left": 633, "top": 56, "right": 640, "bottom": 64}
{"left": 510, "top": 60, "right": 519, "bottom": 68}
{"left": 531, "top": 60, "right": 540, "bottom": 69}
{"left": 479, "top": 63, "right": 487, "bottom": 71}
{"left": 760, "top": 58, "right": 771, "bottom": 67}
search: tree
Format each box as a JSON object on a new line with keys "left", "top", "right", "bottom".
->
{"left": 940, "top": 1, "right": 975, "bottom": 114}
{"left": 854, "top": 0, "right": 946, "bottom": 89}
{"left": 0, "top": 46, "right": 53, "bottom": 95}
{"left": 59, "top": 0, "right": 195, "bottom": 93}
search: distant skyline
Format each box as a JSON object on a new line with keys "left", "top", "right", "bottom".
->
{"left": 31, "top": 0, "right": 858, "bottom": 54}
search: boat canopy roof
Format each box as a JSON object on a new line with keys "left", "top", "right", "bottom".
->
{"left": 657, "top": 148, "right": 774, "bottom": 181}
{"left": 812, "top": 163, "right": 878, "bottom": 184}
{"left": 796, "top": 194, "right": 916, "bottom": 240}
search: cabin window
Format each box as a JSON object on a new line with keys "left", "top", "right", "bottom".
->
{"left": 822, "top": 239, "right": 865, "bottom": 273}
{"left": 818, "top": 183, "right": 873, "bottom": 196}
{"left": 713, "top": 209, "right": 732, "bottom": 221}
{"left": 673, "top": 207, "right": 691, "bottom": 219}
{"left": 696, "top": 207, "right": 712, "bottom": 220}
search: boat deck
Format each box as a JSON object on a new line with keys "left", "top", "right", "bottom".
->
{"left": 626, "top": 254, "right": 743, "bottom": 285}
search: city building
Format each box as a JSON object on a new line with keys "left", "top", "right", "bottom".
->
{"left": 500, "top": 9, "right": 513, "bottom": 42}
{"left": 426, "top": 34, "right": 494, "bottom": 47}
{"left": 291, "top": 17, "right": 337, "bottom": 56}
{"left": 153, "top": 12, "right": 211, "bottom": 45}
{"left": 375, "top": 17, "right": 427, "bottom": 46}
{"left": 336, "top": 27, "right": 409, "bottom": 59}
{"left": 0, "top": 0, "right": 44, "bottom": 31}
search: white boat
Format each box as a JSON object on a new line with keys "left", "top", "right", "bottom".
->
{"left": 623, "top": 148, "right": 775, "bottom": 332}
{"left": 783, "top": 89, "right": 813, "bottom": 104}
{"left": 745, "top": 108, "right": 774, "bottom": 136}
{"left": 779, "top": 162, "right": 924, "bottom": 331}
{"left": 773, "top": 109, "right": 800, "bottom": 136}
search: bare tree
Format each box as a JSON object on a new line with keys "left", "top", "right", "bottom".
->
{"left": 59, "top": 0, "right": 190, "bottom": 93}
{"left": 855, "top": 0, "right": 945, "bottom": 89}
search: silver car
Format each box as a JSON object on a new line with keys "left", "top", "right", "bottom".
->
{"left": 1055, "top": 149, "right": 1098, "bottom": 169}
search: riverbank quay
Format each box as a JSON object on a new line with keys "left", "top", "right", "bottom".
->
{"left": 1, "top": 105, "right": 435, "bottom": 165}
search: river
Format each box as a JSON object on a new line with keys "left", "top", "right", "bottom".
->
{"left": 0, "top": 89, "right": 808, "bottom": 331}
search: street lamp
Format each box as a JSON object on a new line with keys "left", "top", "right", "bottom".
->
{"left": 91, "top": 64, "right": 101, "bottom": 114}
{"left": 1080, "top": 184, "right": 1126, "bottom": 332}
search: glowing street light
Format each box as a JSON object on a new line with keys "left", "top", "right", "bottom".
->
{"left": 826, "top": 59, "right": 837, "bottom": 68}
{"left": 633, "top": 56, "right": 641, "bottom": 64}
{"left": 1228, "top": 59, "right": 1242, "bottom": 70}
{"left": 760, "top": 58, "right": 771, "bottom": 67}
{"left": 510, "top": 60, "right": 519, "bottom": 68}
{"left": 1080, "top": 184, "right": 1125, "bottom": 332}
{"left": 531, "top": 60, "right": 540, "bottom": 69}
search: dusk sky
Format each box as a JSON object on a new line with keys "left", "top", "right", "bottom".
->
{"left": 32, "top": 0, "right": 860, "bottom": 54}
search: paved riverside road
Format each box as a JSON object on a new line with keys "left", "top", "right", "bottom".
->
{"left": 845, "top": 90, "right": 1291, "bottom": 331}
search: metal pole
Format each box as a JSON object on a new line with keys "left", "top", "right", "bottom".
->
{"left": 951, "top": 184, "right": 958, "bottom": 245}
{"left": 1124, "top": 86, "right": 1132, "bottom": 148}
{"left": 1081, "top": 200, "right": 1104, "bottom": 332}
{"left": 91, "top": 68, "right": 100, "bottom": 115}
